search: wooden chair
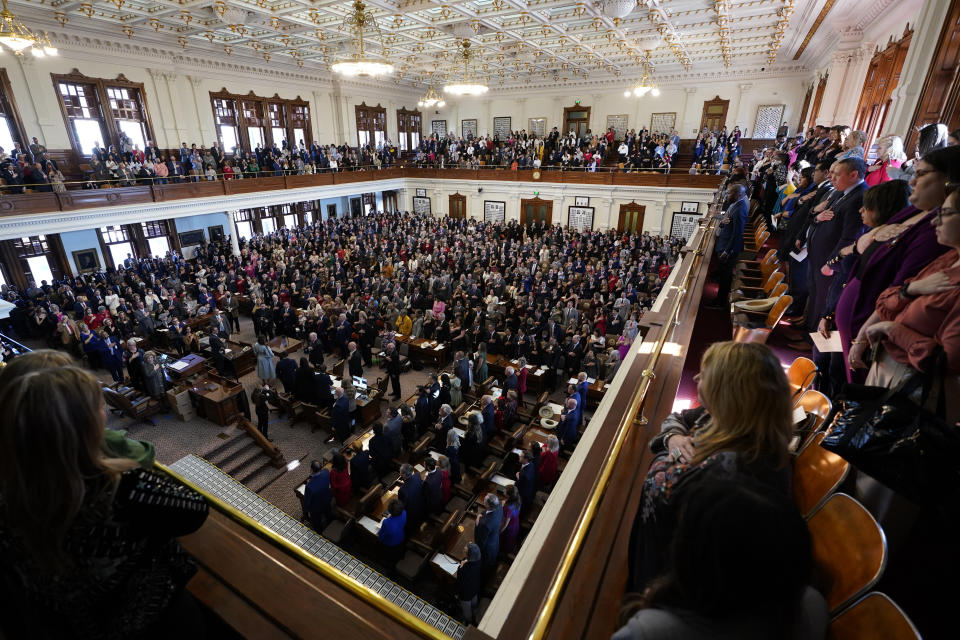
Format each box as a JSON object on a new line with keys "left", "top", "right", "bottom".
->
{"left": 736, "top": 259, "right": 780, "bottom": 289}
{"left": 792, "top": 432, "right": 850, "bottom": 517}
{"left": 732, "top": 268, "right": 784, "bottom": 301}
{"left": 787, "top": 357, "right": 818, "bottom": 401}
{"left": 375, "top": 376, "right": 389, "bottom": 409}
{"left": 807, "top": 493, "right": 887, "bottom": 614}
{"left": 454, "top": 461, "right": 497, "bottom": 499}
{"left": 732, "top": 295, "right": 792, "bottom": 344}
{"left": 489, "top": 424, "right": 524, "bottom": 457}
{"left": 827, "top": 592, "right": 921, "bottom": 640}
{"left": 795, "top": 389, "right": 833, "bottom": 451}
{"left": 331, "top": 358, "right": 345, "bottom": 379}
{"left": 738, "top": 248, "right": 778, "bottom": 273}
{"left": 102, "top": 386, "right": 164, "bottom": 426}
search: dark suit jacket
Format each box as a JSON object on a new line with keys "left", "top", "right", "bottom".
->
{"left": 348, "top": 349, "right": 363, "bottom": 377}
{"left": 475, "top": 506, "right": 502, "bottom": 563}
{"left": 716, "top": 196, "right": 749, "bottom": 255}
{"left": 304, "top": 470, "right": 333, "bottom": 525}
{"left": 332, "top": 395, "right": 351, "bottom": 440}
{"left": 399, "top": 474, "right": 424, "bottom": 526}
{"left": 423, "top": 470, "right": 444, "bottom": 514}
{"left": 516, "top": 462, "right": 536, "bottom": 507}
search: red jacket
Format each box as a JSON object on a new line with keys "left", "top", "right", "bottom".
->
{"left": 330, "top": 468, "right": 352, "bottom": 507}
{"left": 538, "top": 449, "right": 559, "bottom": 487}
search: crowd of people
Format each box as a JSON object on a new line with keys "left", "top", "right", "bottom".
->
{"left": 616, "top": 121, "right": 960, "bottom": 639}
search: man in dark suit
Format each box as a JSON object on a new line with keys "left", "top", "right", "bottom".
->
{"left": 384, "top": 342, "right": 401, "bottom": 399}
{"left": 327, "top": 386, "right": 351, "bottom": 444}
{"left": 305, "top": 331, "right": 325, "bottom": 367}
{"left": 398, "top": 464, "right": 423, "bottom": 537}
{"left": 474, "top": 494, "right": 502, "bottom": 577}
{"left": 210, "top": 309, "right": 230, "bottom": 337}
{"left": 303, "top": 461, "right": 333, "bottom": 529}
{"left": 711, "top": 182, "right": 750, "bottom": 306}
{"left": 503, "top": 367, "right": 518, "bottom": 395}
{"left": 422, "top": 457, "right": 444, "bottom": 515}
{"left": 347, "top": 341, "right": 363, "bottom": 378}
{"left": 806, "top": 157, "right": 867, "bottom": 394}
{"left": 315, "top": 363, "right": 334, "bottom": 411}
{"left": 558, "top": 397, "right": 580, "bottom": 450}
{"left": 454, "top": 351, "right": 471, "bottom": 388}
{"left": 480, "top": 395, "right": 496, "bottom": 441}
{"left": 515, "top": 450, "right": 536, "bottom": 518}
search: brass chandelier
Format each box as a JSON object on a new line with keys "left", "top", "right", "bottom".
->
{"left": 331, "top": 0, "right": 393, "bottom": 77}
{"left": 0, "top": 0, "right": 58, "bottom": 56}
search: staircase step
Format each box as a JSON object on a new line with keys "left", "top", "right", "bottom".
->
{"left": 233, "top": 455, "right": 272, "bottom": 487}
{"left": 200, "top": 426, "right": 246, "bottom": 460}
{"left": 247, "top": 465, "right": 288, "bottom": 493}
{"left": 210, "top": 439, "right": 259, "bottom": 469}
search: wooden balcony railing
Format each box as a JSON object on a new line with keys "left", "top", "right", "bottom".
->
{"left": 154, "top": 218, "right": 718, "bottom": 639}
{"left": 0, "top": 168, "right": 721, "bottom": 218}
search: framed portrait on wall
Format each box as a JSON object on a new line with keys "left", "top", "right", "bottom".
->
{"left": 461, "top": 119, "right": 478, "bottom": 139}
{"left": 416, "top": 188, "right": 427, "bottom": 197}
{"left": 178, "top": 229, "right": 205, "bottom": 246}
{"left": 528, "top": 118, "right": 547, "bottom": 138}
{"left": 431, "top": 120, "right": 447, "bottom": 137}
{"left": 681, "top": 201, "right": 699, "bottom": 213}
{"left": 574, "top": 196, "right": 590, "bottom": 207}
{"left": 72, "top": 249, "right": 100, "bottom": 274}
{"left": 413, "top": 196, "right": 432, "bottom": 215}
{"left": 208, "top": 225, "right": 225, "bottom": 244}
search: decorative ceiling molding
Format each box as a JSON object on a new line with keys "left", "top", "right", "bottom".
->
{"left": 792, "top": 0, "right": 837, "bottom": 59}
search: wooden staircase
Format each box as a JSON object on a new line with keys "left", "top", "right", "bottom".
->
{"left": 201, "top": 417, "right": 287, "bottom": 492}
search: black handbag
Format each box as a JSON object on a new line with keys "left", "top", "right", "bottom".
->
{"left": 821, "top": 368, "right": 960, "bottom": 511}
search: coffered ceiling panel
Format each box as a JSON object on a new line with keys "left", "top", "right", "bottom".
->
{"left": 9, "top": 0, "right": 879, "bottom": 89}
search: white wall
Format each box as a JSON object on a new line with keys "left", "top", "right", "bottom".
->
{"left": 59, "top": 228, "right": 105, "bottom": 275}
{"left": 429, "top": 77, "right": 807, "bottom": 140}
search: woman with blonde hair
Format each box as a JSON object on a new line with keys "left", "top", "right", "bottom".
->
{"left": 0, "top": 362, "right": 208, "bottom": 637}
{"left": 865, "top": 134, "right": 907, "bottom": 186}
{"left": 627, "top": 341, "right": 793, "bottom": 591}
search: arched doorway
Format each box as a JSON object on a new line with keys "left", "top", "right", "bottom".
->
{"left": 618, "top": 202, "right": 645, "bottom": 234}
{"left": 449, "top": 193, "right": 467, "bottom": 219}
{"left": 521, "top": 197, "right": 553, "bottom": 226}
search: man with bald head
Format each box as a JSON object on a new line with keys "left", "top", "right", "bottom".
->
{"left": 711, "top": 182, "right": 749, "bottom": 306}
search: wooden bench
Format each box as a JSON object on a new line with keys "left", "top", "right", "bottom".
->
{"left": 103, "top": 385, "right": 165, "bottom": 426}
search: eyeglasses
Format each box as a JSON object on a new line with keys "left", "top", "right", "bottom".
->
{"left": 913, "top": 168, "right": 938, "bottom": 179}
{"left": 935, "top": 207, "right": 960, "bottom": 225}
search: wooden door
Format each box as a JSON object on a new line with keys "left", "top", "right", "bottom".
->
{"left": 618, "top": 202, "right": 645, "bottom": 234}
{"left": 449, "top": 193, "right": 467, "bottom": 219}
{"left": 700, "top": 96, "right": 730, "bottom": 132}
{"left": 563, "top": 105, "right": 591, "bottom": 138}
{"left": 349, "top": 198, "right": 362, "bottom": 217}
{"left": 520, "top": 197, "right": 553, "bottom": 226}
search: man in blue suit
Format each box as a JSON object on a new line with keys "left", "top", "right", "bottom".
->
{"left": 398, "top": 464, "right": 424, "bottom": 537}
{"left": 303, "top": 461, "right": 333, "bottom": 530}
{"left": 712, "top": 182, "right": 750, "bottom": 306}
{"left": 474, "top": 493, "right": 503, "bottom": 577}
{"left": 559, "top": 397, "right": 580, "bottom": 450}
{"left": 480, "top": 395, "right": 496, "bottom": 441}
{"left": 454, "top": 351, "right": 471, "bottom": 389}
{"left": 515, "top": 450, "right": 536, "bottom": 519}
{"left": 576, "top": 372, "right": 590, "bottom": 427}
{"left": 327, "top": 386, "right": 351, "bottom": 444}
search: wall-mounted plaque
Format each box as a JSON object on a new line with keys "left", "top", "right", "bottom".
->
{"left": 528, "top": 117, "right": 547, "bottom": 138}
{"left": 568, "top": 206, "right": 595, "bottom": 232}
{"left": 574, "top": 196, "right": 590, "bottom": 207}
{"left": 484, "top": 200, "right": 506, "bottom": 223}
{"left": 650, "top": 112, "right": 677, "bottom": 134}
{"left": 670, "top": 212, "right": 702, "bottom": 240}
{"left": 606, "top": 114, "right": 628, "bottom": 139}
{"left": 493, "top": 116, "right": 512, "bottom": 139}
{"left": 681, "top": 201, "right": 699, "bottom": 213}
{"left": 461, "top": 119, "right": 478, "bottom": 139}
{"left": 431, "top": 120, "right": 447, "bottom": 137}
{"left": 413, "top": 196, "right": 432, "bottom": 216}
{"left": 416, "top": 188, "right": 426, "bottom": 197}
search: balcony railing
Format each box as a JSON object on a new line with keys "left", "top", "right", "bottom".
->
{"left": 0, "top": 168, "right": 721, "bottom": 218}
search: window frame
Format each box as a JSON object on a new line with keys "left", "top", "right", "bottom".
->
{"left": 355, "top": 102, "right": 387, "bottom": 149}
{"left": 210, "top": 89, "right": 313, "bottom": 153}
{"left": 0, "top": 68, "right": 28, "bottom": 152}
{"left": 51, "top": 70, "right": 156, "bottom": 159}
{"left": 397, "top": 106, "right": 422, "bottom": 152}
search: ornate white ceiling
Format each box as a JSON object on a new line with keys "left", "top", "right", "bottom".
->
{"left": 8, "top": 0, "right": 898, "bottom": 90}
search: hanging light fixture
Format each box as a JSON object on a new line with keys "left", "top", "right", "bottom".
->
{"left": 331, "top": 0, "right": 393, "bottom": 77}
{"left": 0, "top": 0, "right": 57, "bottom": 55}
{"left": 444, "top": 40, "right": 488, "bottom": 96}
{"left": 418, "top": 85, "right": 446, "bottom": 108}
{"left": 623, "top": 51, "right": 658, "bottom": 97}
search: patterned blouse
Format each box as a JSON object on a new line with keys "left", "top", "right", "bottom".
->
{"left": 0, "top": 467, "right": 208, "bottom": 639}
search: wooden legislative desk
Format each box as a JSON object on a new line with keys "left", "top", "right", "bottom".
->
{"left": 485, "top": 354, "right": 548, "bottom": 396}
{"left": 269, "top": 336, "right": 303, "bottom": 355}
{"left": 165, "top": 353, "right": 208, "bottom": 380}
{"left": 188, "top": 373, "right": 244, "bottom": 426}
{"left": 198, "top": 338, "right": 256, "bottom": 378}
{"left": 395, "top": 334, "right": 448, "bottom": 368}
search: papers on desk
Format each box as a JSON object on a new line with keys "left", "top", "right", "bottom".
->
{"left": 414, "top": 463, "right": 425, "bottom": 474}
{"left": 510, "top": 359, "right": 519, "bottom": 364}
{"left": 567, "top": 378, "right": 578, "bottom": 385}
{"left": 434, "top": 344, "right": 444, "bottom": 351}
{"left": 789, "top": 247, "right": 808, "bottom": 262}
{"left": 540, "top": 365, "right": 548, "bottom": 370}
{"left": 587, "top": 377, "right": 596, "bottom": 384}
{"left": 224, "top": 348, "right": 232, "bottom": 354}
{"left": 296, "top": 483, "right": 305, "bottom": 498}
{"left": 433, "top": 553, "right": 460, "bottom": 577}
{"left": 809, "top": 331, "right": 843, "bottom": 353}
{"left": 157, "top": 328, "right": 168, "bottom": 332}
{"left": 533, "top": 369, "right": 545, "bottom": 376}
{"left": 169, "top": 361, "right": 189, "bottom": 371}
{"left": 491, "top": 473, "right": 516, "bottom": 488}
{"left": 395, "top": 333, "right": 403, "bottom": 337}
{"left": 546, "top": 402, "right": 564, "bottom": 414}
{"left": 429, "top": 450, "right": 442, "bottom": 461}
{"left": 358, "top": 516, "right": 381, "bottom": 535}
{"left": 491, "top": 387, "right": 502, "bottom": 400}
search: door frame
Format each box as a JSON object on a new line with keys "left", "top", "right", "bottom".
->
{"left": 618, "top": 201, "right": 645, "bottom": 234}
{"left": 563, "top": 105, "right": 592, "bottom": 137}
{"left": 449, "top": 192, "right": 467, "bottom": 219}
{"left": 520, "top": 197, "right": 554, "bottom": 226}
{"left": 699, "top": 96, "right": 730, "bottom": 132}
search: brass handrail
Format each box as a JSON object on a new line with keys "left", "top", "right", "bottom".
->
{"left": 155, "top": 460, "right": 451, "bottom": 640}
{"left": 527, "top": 217, "right": 716, "bottom": 640}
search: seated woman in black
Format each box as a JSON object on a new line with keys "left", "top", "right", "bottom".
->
{"left": 627, "top": 341, "right": 794, "bottom": 592}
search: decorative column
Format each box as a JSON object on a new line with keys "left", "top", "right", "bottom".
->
{"left": 186, "top": 75, "right": 214, "bottom": 143}
{"left": 14, "top": 56, "right": 61, "bottom": 146}
{"left": 731, "top": 83, "right": 752, "bottom": 131}
{"left": 681, "top": 87, "right": 698, "bottom": 135}
{"left": 226, "top": 211, "right": 241, "bottom": 256}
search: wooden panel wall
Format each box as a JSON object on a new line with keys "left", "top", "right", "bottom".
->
{"left": 907, "top": 0, "right": 960, "bottom": 149}
{"left": 854, "top": 27, "right": 913, "bottom": 149}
